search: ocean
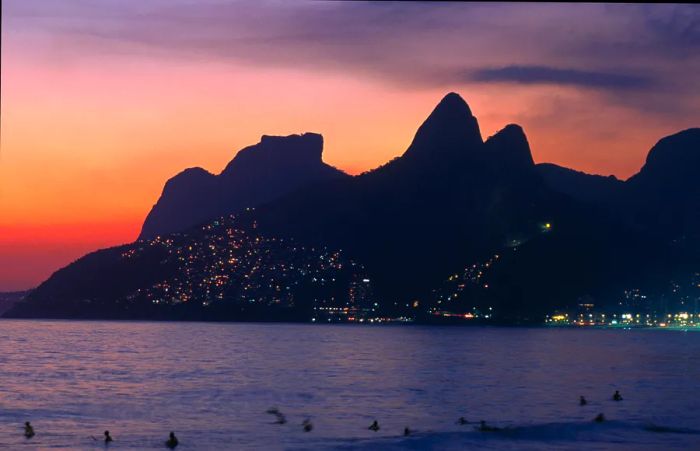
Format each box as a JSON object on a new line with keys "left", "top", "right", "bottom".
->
{"left": 0, "top": 321, "right": 699, "bottom": 450}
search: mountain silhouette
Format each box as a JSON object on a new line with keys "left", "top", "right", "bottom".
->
{"left": 539, "top": 128, "right": 699, "bottom": 246}
{"left": 139, "top": 133, "right": 347, "bottom": 239}
{"left": 402, "top": 92, "right": 483, "bottom": 162}
{"left": 625, "top": 128, "right": 700, "bottom": 243}
{"left": 485, "top": 124, "right": 535, "bottom": 170}
{"left": 5, "top": 94, "right": 697, "bottom": 322}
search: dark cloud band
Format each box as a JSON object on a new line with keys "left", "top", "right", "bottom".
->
{"left": 470, "top": 66, "right": 654, "bottom": 89}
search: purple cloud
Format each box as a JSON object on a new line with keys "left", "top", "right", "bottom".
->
{"left": 4, "top": 1, "right": 699, "bottom": 117}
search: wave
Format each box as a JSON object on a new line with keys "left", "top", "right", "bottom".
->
{"left": 316, "top": 419, "right": 700, "bottom": 450}
{"left": 643, "top": 423, "right": 700, "bottom": 435}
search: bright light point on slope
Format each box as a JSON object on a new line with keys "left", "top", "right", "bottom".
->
{"left": 545, "top": 223, "right": 552, "bottom": 229}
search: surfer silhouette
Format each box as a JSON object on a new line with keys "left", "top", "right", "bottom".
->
{"left": 24, "top": 422, "right": 35, "bottom": 438}
{"left": 166, "top": 431, "right": 178, "bottom": 448}
{"left": 302, "top": 419, "right": 313, "bottom": 432}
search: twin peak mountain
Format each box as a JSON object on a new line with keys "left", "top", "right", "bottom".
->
{"left": 140, "top": 92, "right": 537, "bottom": 240}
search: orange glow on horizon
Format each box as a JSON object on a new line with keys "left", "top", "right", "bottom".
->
{"left": 0, "top": 221, "right": 140, "bottom": 291}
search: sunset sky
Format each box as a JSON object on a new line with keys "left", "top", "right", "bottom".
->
{"left": 1, "top": 1, "right": 699, "bottom": 291}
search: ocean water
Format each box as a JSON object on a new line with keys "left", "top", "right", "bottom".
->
{"left": 0, "top": 321, "right": 699, "bottom": 450}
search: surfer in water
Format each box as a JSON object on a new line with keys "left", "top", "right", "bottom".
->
{"left": 166, "top": 431, "right": 179, "bottom": 448}
{"left": 302, "top": 419, "right": 313, "bottom": 432}
{"left": 613, "top": 390, "right": 623, "bottom": 401}
{"left": 404, "top": 427, "right": 412, "bottom": 436}
{"left": 104, "top": 431, "right": 113, "bottom": 443}
{"left": 266, "top": 407, "right": 287, "bottom": 424}
{"left": 24, "top": 422, "right": 35, "bottom": 438}
{"left": 457, "top": 417, "right": 469, "bottom": 425}
{"left": 580, "top": 395, "right": 588, "bottom": 406}
{"left": 368, "top": 420, "right": 380, "bottom": 431}
{"left": 274, "top": 413, "right": 287, "bottom": 424}
{"left": 593, "top": 413, "right": 606, "bottom": 423}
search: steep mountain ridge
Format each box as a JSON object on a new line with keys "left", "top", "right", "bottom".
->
{"left": 140, "top": 133, "right": 348, "bottom": 240}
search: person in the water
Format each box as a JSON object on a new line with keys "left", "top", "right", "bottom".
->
{"left": 403, "top": 427, "right": 412, "bottom": 436}
{"left": 274, "top": 413, "right": 287, "bottom": 424}
{"left": 302, "top": 419, "right": 313, "bottom": 432}
{"left": 104, "top": 431, "right": 113, "bottom": 443}
{"left": 580, "top": 395, "right": 588, "bottom": 406}
{"left": 166, "top": 431, "right": 179, "bottom": 448}
{"left": 24, "top": 421, "right": 35, "bottom": 438}
{"left": 612, "top": 390, "right": 623, "bottom": 401}
{"left": 457, "top": 417, "right": 469, "bottom": 425}
{"left": 368, "top": 420, "right": 380, "bottom": 431}
{"left": 593, "top": 413, "right": 606, "bottom": 423}
{"left": 266, "top": 407, "right": 287, "bottom": 424}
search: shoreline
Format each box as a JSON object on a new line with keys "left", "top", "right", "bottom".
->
{"left": 1, "top": 316, "right": 700, "bottom": 331}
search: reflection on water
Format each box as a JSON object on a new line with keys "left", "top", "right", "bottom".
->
{"left": 0, "top": 321, "right": 699, "bottom": 449}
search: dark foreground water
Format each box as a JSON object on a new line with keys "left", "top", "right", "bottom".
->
{"left": 0, "top": 321, "right": 699, "bottom": 450}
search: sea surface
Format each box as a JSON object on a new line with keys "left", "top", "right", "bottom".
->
{"left": 0, "top": 321, "right": 699, "bottom": 450}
